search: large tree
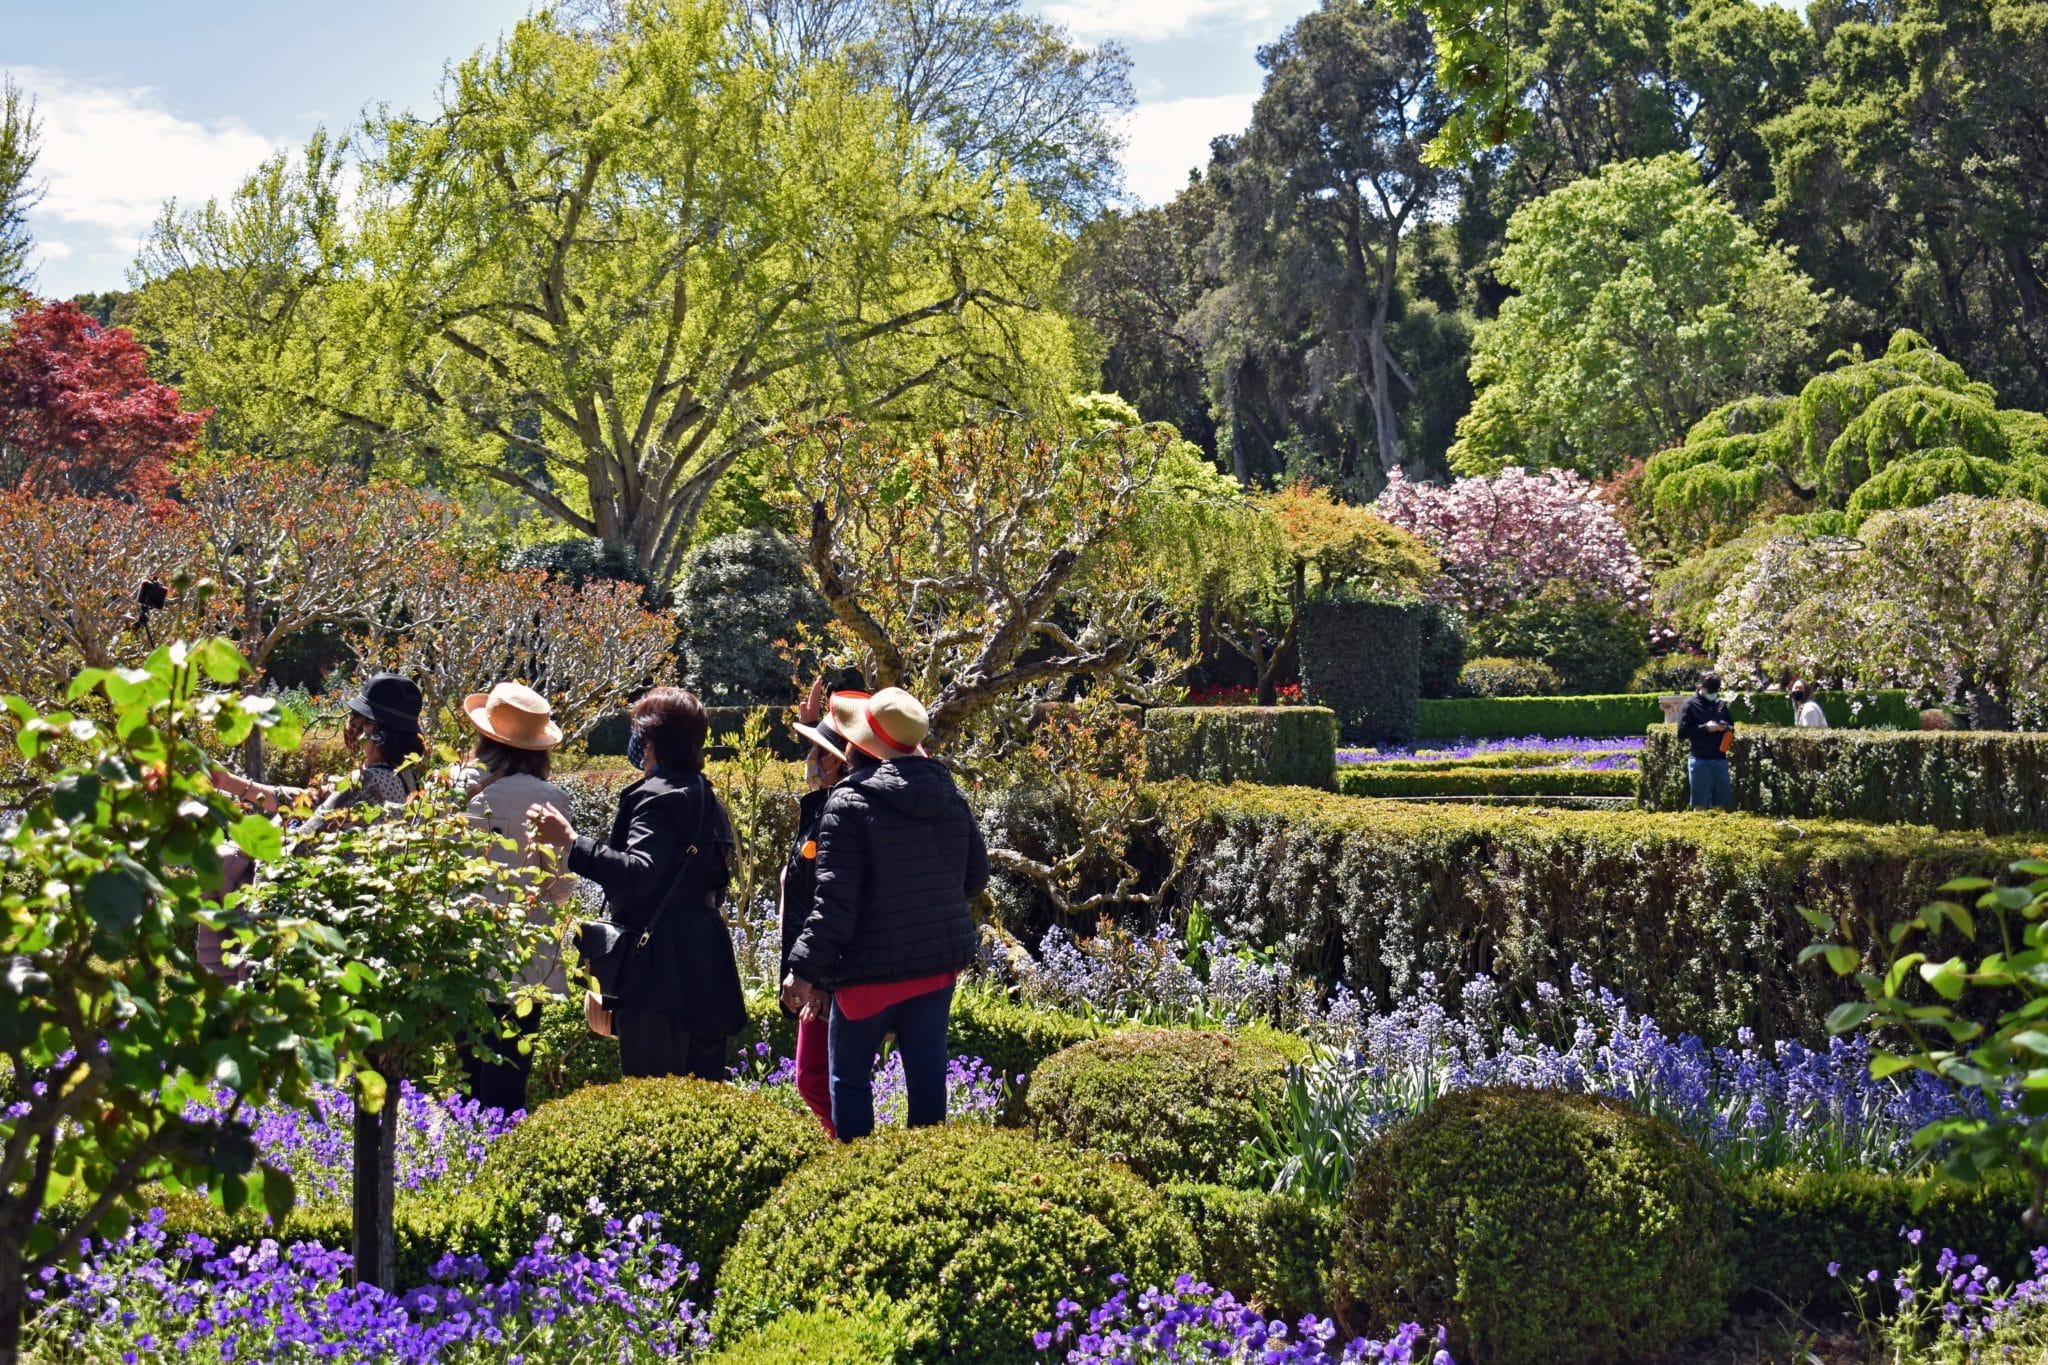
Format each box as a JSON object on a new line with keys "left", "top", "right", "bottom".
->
{"left": 0, "top": 75, "right": 39, "bottom": 309}
{"left": 1765, "top": 0, "right": 2048, "bottom": 413}
{"left": 136, "top": 0, "right": 1075, "bottom": 585}
{"left": 1449, "top": 153, "right": 1823, "bottom": 480}
{"left": 1202, "top": 0, "right": 1448, "bottom": 489}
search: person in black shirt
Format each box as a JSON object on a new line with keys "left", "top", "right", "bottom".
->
{"left": 1675, "top": 670, "right": 1736, "bottom": 810}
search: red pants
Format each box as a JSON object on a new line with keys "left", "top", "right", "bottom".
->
{"left": 795, "top": 1012, "right": 835, "bottom": 1139}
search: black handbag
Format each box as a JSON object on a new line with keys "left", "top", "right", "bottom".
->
{"left": 575, "top": 773, "right": 710, "bottom": 999}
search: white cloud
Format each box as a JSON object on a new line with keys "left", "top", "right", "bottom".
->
{"left": 1041, "top": 0, "right": 1298, "bottom": 42}
{"left": 1120, "top": 93, "right": 1255, "bottom": 204}
{"left": 10, "top": 66, "right": 281, "bottom": 295}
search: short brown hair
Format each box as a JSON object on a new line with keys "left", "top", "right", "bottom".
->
{"left": 632, "top": 687, "right": 709, "bottom": 773}
{"left": 474, "top": 734, "right": 552, "bottom": 780}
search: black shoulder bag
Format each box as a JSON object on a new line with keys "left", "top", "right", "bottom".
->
{"left": 574, "top": 773, "right": 710, "bottom": 999}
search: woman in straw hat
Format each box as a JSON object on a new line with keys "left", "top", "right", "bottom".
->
{"left": 780, "top": 677, "right": 852, "bottom": 1136}
{"left": 456, "top": 682, "right": 579, "bottom": 1112}
{"left": 782, "top": 686, "right": 989, "bottom": 1141}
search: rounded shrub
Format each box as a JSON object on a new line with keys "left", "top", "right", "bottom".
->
{"left": 1631, "top": 651, "right": 1713, "bottom": 695}
{"left": 1023, "top": 1028, "right": 1292, "bottom": 1184}
{"left": 473, "top": 1078, "right": 826, "bottom": 1279}
{"left": 704, "top": 1301, "right": 916, "bottom": 1364}
{"left": 715, "top": 1125, "right": 1199, "bottom": 1364}
{"left": 1335, "top": 1087, "right": 1728, "bottom": 1364}
{"left": 1454, "top": 655, "right": 1560, "bottom": 698}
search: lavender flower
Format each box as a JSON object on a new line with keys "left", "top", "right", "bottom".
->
{"left": 1037, "top": 1275, "right": 1453, "bottom": 1363}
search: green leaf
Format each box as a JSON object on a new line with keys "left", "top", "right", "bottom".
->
{"left": 356, "top": 1069, "right": 389, "bottom": 1113}
{"left": 229, "top": 813, "right": 284, "bottom": 863}
{"left": 1824, "top": 945, "right": 1860, "bottom": 976}
{"left": 298, "top": 1037, "right": 338, "bottom": 1084}
{"left": 262, "top": 1164, "right": 296, "bottom": 1223}
{"left": 1796, "top": 906, "right": 1835, "bottom": 933}
{"left": 1826, "top": 1001, "right": 1878, "bottom": 1033}
{"left": 2010, "top": 1031, "right": 2048, "bottom": 1056}
{"left": 50, "top": 773, "right": 101, "bottom": 824}
{"left": 192, "top": 638, "right": 250, "bottom": 685}
{"left": 81, "top": 867, "right": 147, "bottom": 935}
{"left": 1921, "top": 957, "right": 1969, "bottom": 1001}
{"left": 1870, "top": 1051, "right": 1921, "bottom": 1079}
{"left": 1941, "top": 876, "right": 1996, "bottom": 894}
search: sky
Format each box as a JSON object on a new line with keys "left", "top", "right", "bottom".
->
{"left": 3, "top": 0, "right": 1317, "bottom": 301}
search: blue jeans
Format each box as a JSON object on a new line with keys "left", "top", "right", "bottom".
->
{"left": 828, "top": 982, "right": 954, "bottom": 1142}
{"left": 1688, "top": 757, "right": 1732, "bottom": 810}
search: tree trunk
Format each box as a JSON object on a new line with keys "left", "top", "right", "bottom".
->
{"left": 241, "top": 587, "right": 267, "bottom": 783}
{"left": 0, "top": 1222, "right": 24, "bottom": 1365}
{"left": 1969, "top": 687, "right": 2014, "bottom": 732}
{"left": 351, "top": 1083, "right": 398, "bottom": 1290}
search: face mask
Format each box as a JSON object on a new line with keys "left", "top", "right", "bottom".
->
{"left": 626, "top": 730, "right": 647, "bottom": 770}
{"left": 1703, "top": 689, "right": 1720, "bottom": 700}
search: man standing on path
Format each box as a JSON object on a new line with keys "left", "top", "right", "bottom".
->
{"left": 1677, "top": 670, "right": 1736, "bottom": 810}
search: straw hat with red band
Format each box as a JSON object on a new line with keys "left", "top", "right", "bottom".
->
{"left": 828, "top": 687, "right": 930, "bottom": 761}
{"left": 462, "top": 682, "right": 564, "bottom": 751}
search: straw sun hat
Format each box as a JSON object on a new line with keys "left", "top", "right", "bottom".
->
{"left": 463, "top": 682, "right": 564, "bottom": 751}
{"left": 828, "top": 687, "right": 930, "bottom": 761}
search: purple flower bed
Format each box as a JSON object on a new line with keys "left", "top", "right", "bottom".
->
{"left": 26, "top": 1206, "right": 711, "bottom": 1362}
{"left": 733, "top": 1042, "right": 1010, "bottom": 1122}
{"left": 1037, "top": 1275, "right": 1453, "bottom": 1363}
{"left": 1837, "top": 1231, "right": 2048, "bottom": 1353}
{"left": 1337, "top": 735, "right": 1644, "bottom": 767}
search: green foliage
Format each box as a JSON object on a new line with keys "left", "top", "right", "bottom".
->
{"left": 1727, "top": 1168, "right": 2033, "bottom": 1310}
{"left": 1418, "top": 688, "right": 1918, "bottom": 740}
{"left": 1172, "top": 781, "right": 2031, "bottom": 1040}
{"left": 1334, "top": 1087, "right": 1728, "bottom": 1364}
{"left": 949, "top": 986, "right": 1108, "bottom": 1122}
{"left": 1162, "top": 1182, "right": 1339, "bottom": 1322}
{"left": 714, "top": 1125, "right": 1200, "bottom": 1364}
{"left": 1023, "top": 1029, "right": 1293, "bottom": 1184}
{"left": 1416, "top": 603, "right": 1468, "bottom": 699}
{"left": 678, "top": 531, "right": 829, "bottom": 704}
{"left": 503, "top": 537, "right": 655, "bottom": 602}
{"left": 1452, "top": 656, "right": 1559, "bottom": 698}
{"left": 1631, "top": 652, "right": 1714, "bottom": 694}
{"left": 703, "top": 1301, "right": 918, "bottom": 1364}
{"left": 1640, "top": 726, "right": 2048, "bottom": 832}
{"left": 1645, "top": 332, "right": 2048, "bottom": 548}
{"left": 0, "top": 638, "right": 365, "bottom": 1339}
{"left": 1810, "top": 858, "right": 2048, "bottom": 1226}
{"left": 524, "top": 993, "right": 623, "bottom": 1105}
{"left": 1335, "top": 765, "right": 1636, "bottom": 799}
{"left": 1141, "top": 707, "right": 1338, "bottom": 789}
{"left": 1450, "top": 154, "right": 1823, "bottom": 481}
{"left": 470, "top": 1078, "right": 826, "bottom": 1280}
{"left": 1467, "top": 584, "right": 1649, "bottom": 694}
{"left": 1297, "top": 600, "right": 1422, "bottom": 744}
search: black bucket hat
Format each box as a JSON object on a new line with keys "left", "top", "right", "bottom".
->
{"left": 345, "top": 672, "right": 424, "bottom": 734}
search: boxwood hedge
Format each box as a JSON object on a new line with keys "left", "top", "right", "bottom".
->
{"left": 1641, "top": 725, "right": 2048, "bottom": 833}
{"left": 1172, "top": 783, "right": 2029, "bottom": 1040}
{"left": 1335, "top": 765, "right": 1635, "bottom": 799}
{"left": 1418, "top": 688, "right": 1919, "bottom": 740}
{"left": 1143, "top": 706, "right": 1338, "bottom": 788}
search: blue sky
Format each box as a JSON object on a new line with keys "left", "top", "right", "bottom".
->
{"left": 5, "top": 0, "right": 1317, "bottom": 300}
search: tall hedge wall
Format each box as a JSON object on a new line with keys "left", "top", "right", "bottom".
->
{"left": 1143, "top": 707, "right": 1338, "bottom": 788}
{"left": 1417, "top": 689, "right": 1921, "bottom": 740}
{"left": 586, "top": 704, "right": 805, "bottom": 759}
{"left": 1297, "top": 600, "right": 1421, "bottom": 744}
{"left": 1167, "top": 784, "right": 2025, "bottom": 1041}
{"left": 1640, "top": 726, "right": 2048, "bottom": 833}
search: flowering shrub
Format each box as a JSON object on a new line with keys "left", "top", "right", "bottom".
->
{"left": 734, "top": 1041, "right": 1010, "bottom": 1124}
{"left": 998, "top": 923, "right": 1323, "bottom": 1032}
{"left": 1337, "top": 735, "right": 1642, "bottom": 770}
{"left": 1838, "top": 1230, "right": 2048, "bottom": 1361}
{"left": 1373, "top": 467, "right": 1649, "bottom": 620}
{"left": 1245, "top": 968, "right": 1962, "bottom": 1202}
{"left": 24, "top": 1206, "right": 712, "bottom": 1362}
{"left": 1036, "top": 1275, "right": 1452, "bottom": 1363}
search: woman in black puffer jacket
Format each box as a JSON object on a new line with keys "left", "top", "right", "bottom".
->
{"left": 781, "top": 687, "right": 987, "bottom": 1141}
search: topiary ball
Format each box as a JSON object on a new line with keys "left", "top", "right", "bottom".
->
{"left": 1335, "top": 1086, "right": 1728, "bottom": 1364}
{"left": 473, "top": 1077, "right": 826, "bottom": 1280}
{"left": 1024, "top": 1028, "right": 1292, "bottom": 1184}
{"left": 715, "top": 1125, "right": 1199, "bottom": 1364}
{"left": 702, "top": 1300, "right": 917, "bottom": 1364}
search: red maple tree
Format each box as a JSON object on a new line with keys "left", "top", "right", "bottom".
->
{"left": 0, "top": 298, "right": 207, "bottom": 497}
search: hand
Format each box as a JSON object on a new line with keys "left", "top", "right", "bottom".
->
{"left": 584, "top": 990, "right": 613, "bottom": 1038}
{"left": 533, "top": 803, "right": 574, "bottom": 854}
{"left": 1706, "top": 721, "right": 1730, "bottom": 732}
{"left": 781, "top": 972, "right": 827, "bottom": 1020}
{"left": 798, "top": 675, "right": 828, "bottom": 727}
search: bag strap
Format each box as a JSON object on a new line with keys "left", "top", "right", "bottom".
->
{"left": 630, "top": 773, "right": 712, "bottom": 951}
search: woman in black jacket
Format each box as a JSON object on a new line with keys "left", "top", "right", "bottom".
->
{"left": 536, "top": 688, "right": 746, "bottom": 1080}
{"left": 782, "top": 687, "right": 988, "bottom": 1140}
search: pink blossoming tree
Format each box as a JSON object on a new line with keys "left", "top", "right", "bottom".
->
{"left": 1373, "top": 466, "right": 1649, "bottom": 619}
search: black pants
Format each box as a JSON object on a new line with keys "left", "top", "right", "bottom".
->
{"left": 460, "top": 1000, "right": 542, "bottom": 1114}
{"left": 614, "top": 1008, "right": 730, "bottom": 1080}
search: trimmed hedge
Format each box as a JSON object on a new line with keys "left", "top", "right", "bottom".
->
{"left": 1335, "top": 1087, "right": 1728, "bottom": 1364}
{"left": 1728, "top": 1168, "right": 2035, "bottom": 1311}
{"left": 1164, "top": 1182, "right": 1338, "bottom": 1323}
{"left": 950, "top": 986, "right": 1108, "bottom": 1121}
{"left": 1024, "top": 1029, "right": 1293, "bottom": 1184}
{"left": 704, "top": 1302, "right": 917, "bottom": 1363}
{"left": 1335, "top": 765, "right": 1635, "bottom": 799}
{"left": 715, "top": 1126, "right": 1200, "bottom": 1364}
{"left": 470, "top": 1078, "right": 826, "bottom": 1280}
{"left": 1453, "top": 655, "right": 1560, "bottom": 698}
{"left": 1298, "top": 600, "right": 1422, "bottom": 744}
{"left": 1172, "top": 783, "right": 2032, "bottom": 1040}
{"left": 1641, "top": 725, "right": 2048, "bottom": 833}
{"left": 1418, "top": 688, "right": 1921, "bottom": 740}
{"left": 1143, "top": 706, "right": 1338, "bottom": 788}
{"left": 587, "top": 705, "right": 805, "bottom": 760}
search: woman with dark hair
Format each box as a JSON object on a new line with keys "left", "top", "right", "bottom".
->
{"left": 781, "top": 677, "right": 851, "bottom": 1135}
{"left": 214, "top": 672, "right": 427, "bottom": 831}
{"left": 457, "top": 682, "right": 578, "bottom": 1111}
{"left": 534, "top": 687, "right": 746, "bottom": 1080}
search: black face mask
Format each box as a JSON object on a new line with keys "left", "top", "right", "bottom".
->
{"left": 626, "top": 730, "right": 647, "bottom": 770}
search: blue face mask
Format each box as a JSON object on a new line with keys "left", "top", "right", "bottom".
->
{"left": 626, "top": 730, "right": 647, "bottom": 770}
